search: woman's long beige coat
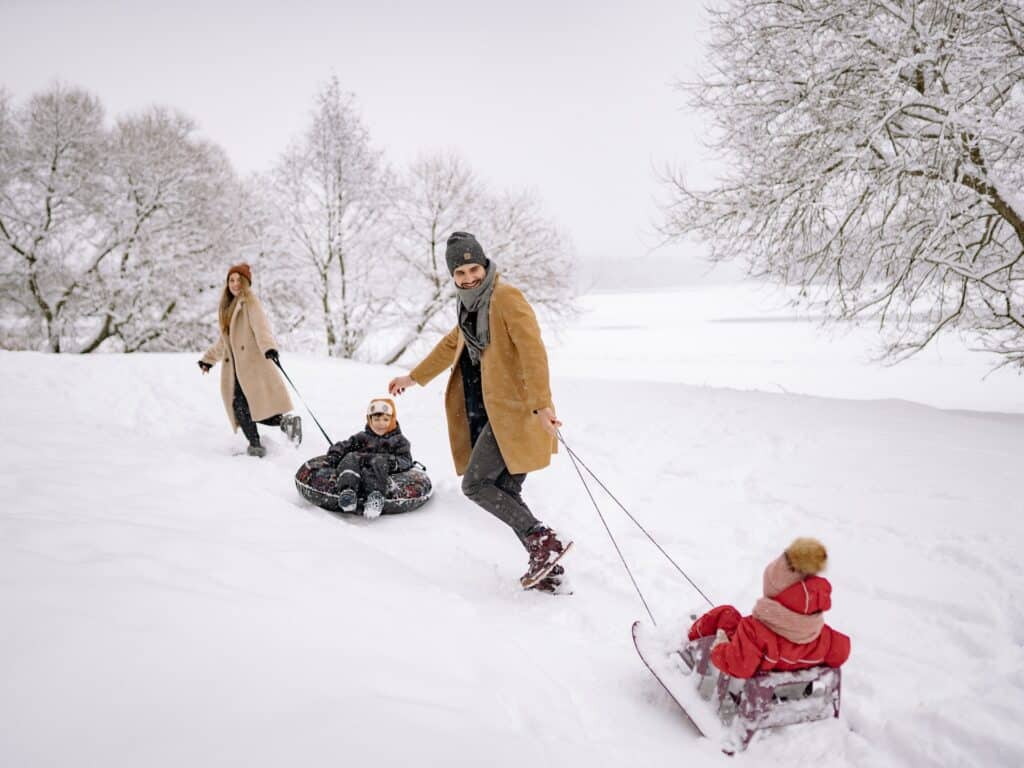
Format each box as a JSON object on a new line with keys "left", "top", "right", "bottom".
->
{"left": 201, "top": 294, "right": 292, "bottom": 431}
{"left": 410, "top": 278, "right": 556, "bottom": 475}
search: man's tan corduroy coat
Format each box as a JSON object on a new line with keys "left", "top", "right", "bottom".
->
{"left": 410, "top": 278, "right": 556, "bottom": 475}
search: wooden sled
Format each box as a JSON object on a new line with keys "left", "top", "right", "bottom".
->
{"left": 633, "top": 622, "right": 841, "bottom": 753}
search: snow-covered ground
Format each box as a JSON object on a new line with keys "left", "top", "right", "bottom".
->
{"left": 2, "top": 285, "right": 1023, "bottom": 767}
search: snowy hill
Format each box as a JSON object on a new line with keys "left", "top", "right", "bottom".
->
{"left": 2, "top": 287, "right": 1023, "bottom": 768}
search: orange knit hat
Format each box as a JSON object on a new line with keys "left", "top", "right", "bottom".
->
{"left": 227, "top": 263, "right": 252, "bottom": 284}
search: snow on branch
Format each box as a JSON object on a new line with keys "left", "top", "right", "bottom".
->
{"left": 1, "top": 79, "right": 578, "bottom": 359}
{"left": 664, "top": 0, "right": 1024, "bottom": 367}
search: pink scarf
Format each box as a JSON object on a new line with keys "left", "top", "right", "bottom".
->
{"left": 751, "top": 555, "right": 825, "bottom": 645}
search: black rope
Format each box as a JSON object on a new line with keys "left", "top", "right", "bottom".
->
{"left": 560, "top": 430, "right": 658, "bottom": 626}
{"left": 558, "top": 431, "right": 715, "bottom": 609}
{"left": 273, "top": 359, "right": 334, "bottom": 446}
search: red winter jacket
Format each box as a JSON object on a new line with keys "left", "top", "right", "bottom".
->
{"left": 688, "top": 577, "right": 851, "bottom": 679}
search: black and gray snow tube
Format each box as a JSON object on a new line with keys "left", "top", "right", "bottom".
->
{"left": 294, "top": 455, "right": 433, "bottom": 516}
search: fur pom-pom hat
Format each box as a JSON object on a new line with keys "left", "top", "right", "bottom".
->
{"left": 785, "top": 537, "right": 828, "bottom": 575}
{"left": 366, "top": 397, "right": 398, "bottom": 432}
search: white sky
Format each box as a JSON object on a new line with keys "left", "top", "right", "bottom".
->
{"left": 1, "top": 0, "right": 726, "bottom": 283}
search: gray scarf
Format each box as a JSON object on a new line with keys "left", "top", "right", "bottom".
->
{"left": 456, "top": 266, "right": 497, "bottom": 365}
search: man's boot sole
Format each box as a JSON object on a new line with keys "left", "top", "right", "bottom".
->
{"left": 520, "top": 540, "right": 574, "bottom": 589}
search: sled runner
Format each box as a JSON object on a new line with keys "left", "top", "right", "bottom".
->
{"left": 294, "top": 455, "right": 432, "bottom": 516}
{"left": 632, "top": 621, "right": 841, "bottom": 753}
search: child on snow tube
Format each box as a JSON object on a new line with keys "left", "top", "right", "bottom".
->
{"left": 294, "top": 397, "right": 431, "bottom": 518}
{"left": 686, "top": 538, "right": 851, "bottom": 678}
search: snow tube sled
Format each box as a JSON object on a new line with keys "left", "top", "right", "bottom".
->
{"left": 294, "top": 455, "right": 432, "bottom": 515}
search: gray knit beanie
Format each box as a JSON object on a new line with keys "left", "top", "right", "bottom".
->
{"left": 445, "top": 231, "right": 488, "bottom": 275}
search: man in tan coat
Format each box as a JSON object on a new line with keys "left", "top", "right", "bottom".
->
{"left": 389, "top": 232, "right": 571, "bottom": 592}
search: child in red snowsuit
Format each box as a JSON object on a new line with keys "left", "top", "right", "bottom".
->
{"left": 688, "top": 538, "right": 851, "bottom": 679}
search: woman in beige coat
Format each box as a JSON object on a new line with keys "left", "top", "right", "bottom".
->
{"left": 198, "top": 263, "right": 300, "bottom": 457}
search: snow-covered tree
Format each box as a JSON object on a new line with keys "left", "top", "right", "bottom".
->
{"left": 663, "top": 0, "right": 1024, "bottom": 366}
{"left": 80, "top": 108, "right": 244, "bottom": 352}
{"left": 0, "top": 85, "right": 245, "bottom": 353}
{"left": 234, "top": 178, "right": 310, "bottom": 345}
{"left": 384, "top": 151, "right": 577, "bottom": 365}
{"left": 0, "top": 84, "right": 108, "bottom": 352}
{"left": 480, "top": 188, "right": 575, "bottom": 315}
{"left": 0, "top": 81, "right": 576, "bottom": 359}
{"left": 266, "top": 77, "right": 392, "bottom": 358}
{"left": 382, "top": 152, "right": 484, "bottom": 363}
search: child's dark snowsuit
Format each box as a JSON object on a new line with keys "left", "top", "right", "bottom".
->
{"left": 325, "top": 425, "right": 413, "bottom": 497}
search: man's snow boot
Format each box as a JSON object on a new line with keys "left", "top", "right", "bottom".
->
{"left": 338, "top": 488, "right": 358, "bottom": 513}
{"left": 280, "top": 414, "right": 302, "bottom": 446}
{"left": 521, "top": 527, "right": 571, "bottom": 588}
{"left": 363, "top": 491, "right": 385, "bottom": 519}
{"left": 530, "top": 564, "right": 567, "bottom": 594}
{"left": 247, "top": 442, "right": 267, "bottom": 458}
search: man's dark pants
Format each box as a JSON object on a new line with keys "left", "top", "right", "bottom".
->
{"left": 461, "top": 423, "right": 541, "bottom": 546}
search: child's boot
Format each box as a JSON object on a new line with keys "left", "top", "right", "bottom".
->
{"left": 338, "top": 488, "right": 358, "bottom": 513}
{"left": 363, "top": 491, "right": 385, "bottom": 519}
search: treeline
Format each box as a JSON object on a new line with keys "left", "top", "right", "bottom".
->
{"left": 0, "top": 77, "right": 575, "bottom": 360}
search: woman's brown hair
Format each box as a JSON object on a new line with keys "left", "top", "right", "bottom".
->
{"left": 218, "top": 274, "right": 251, "bottom": 334}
